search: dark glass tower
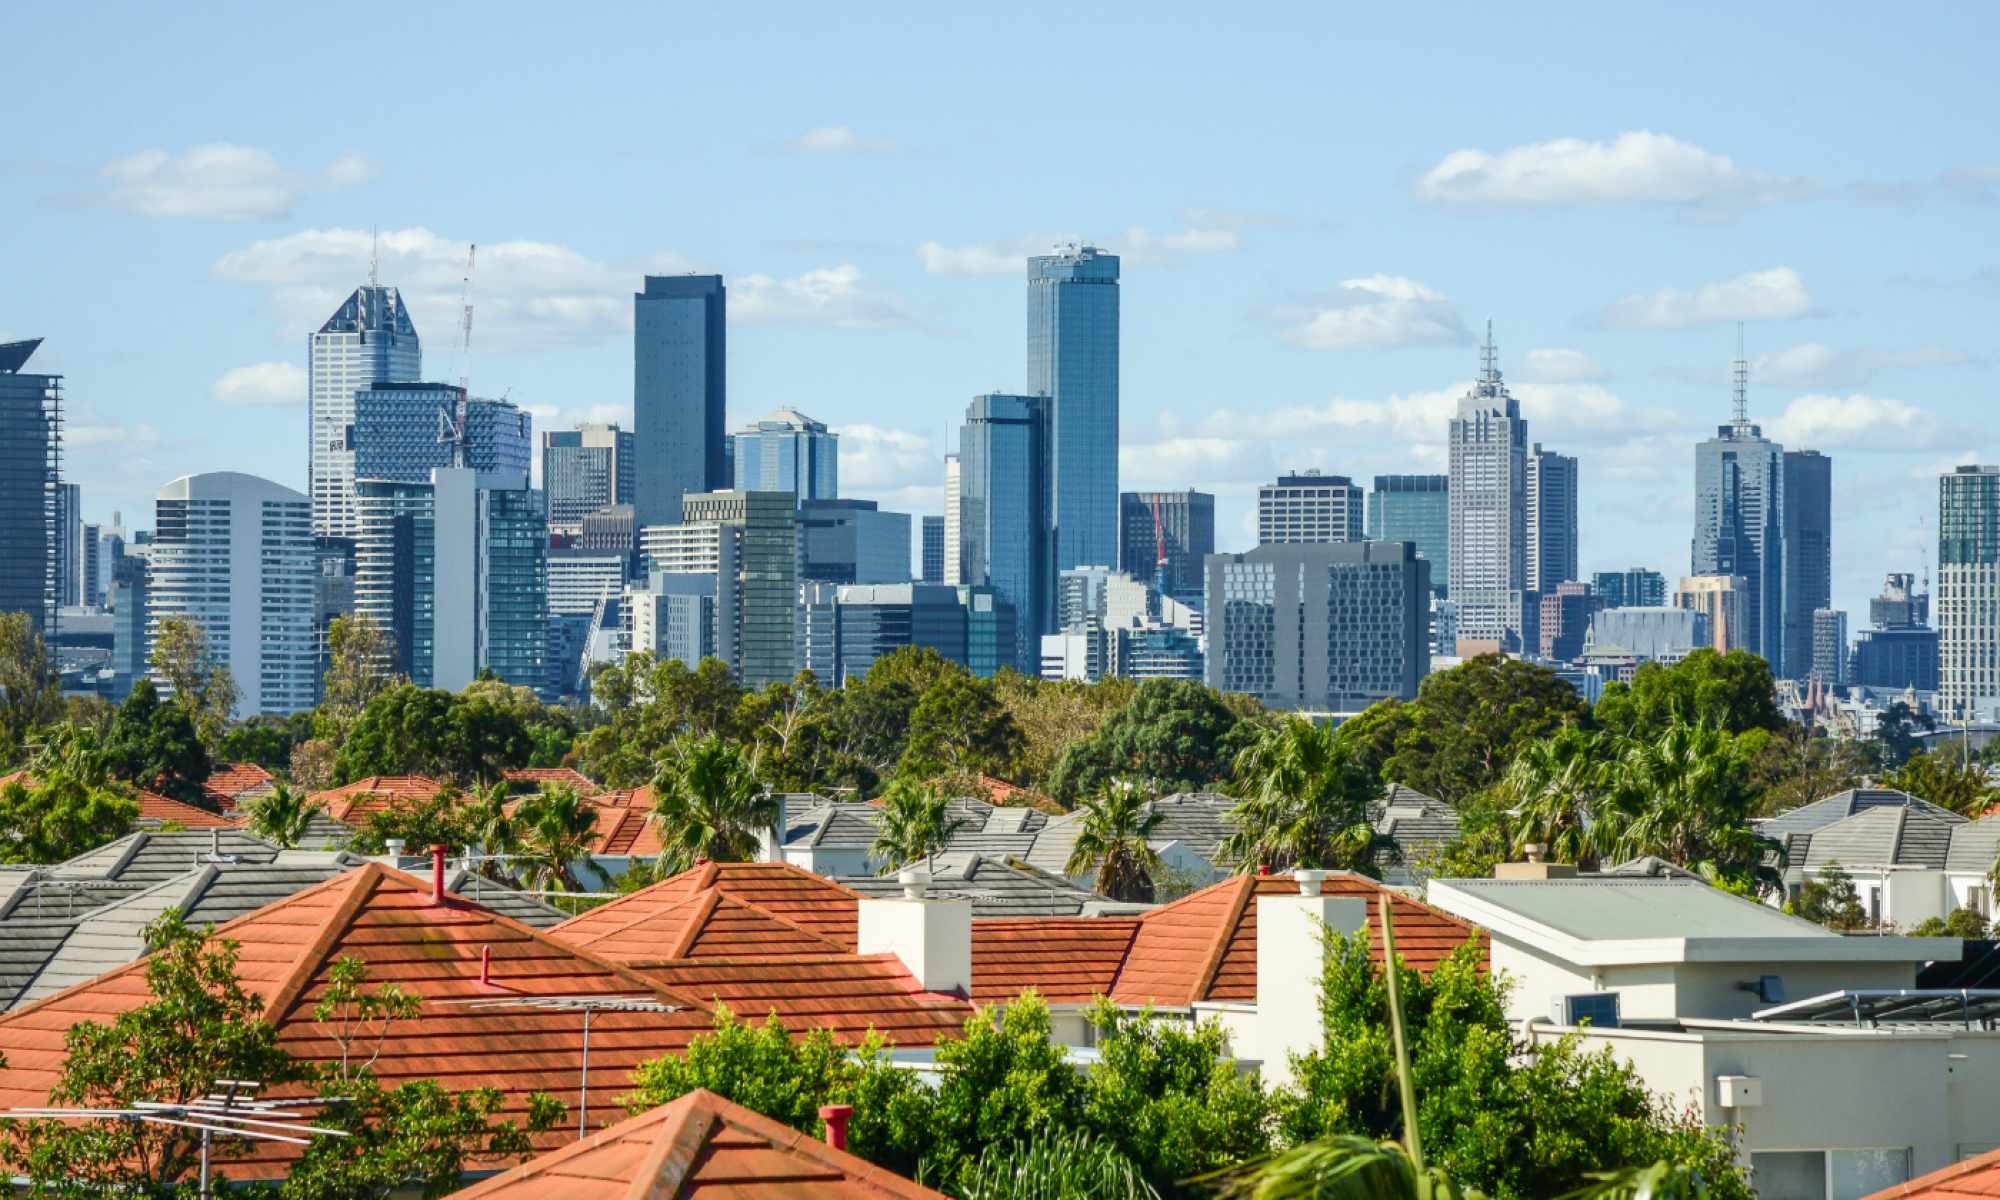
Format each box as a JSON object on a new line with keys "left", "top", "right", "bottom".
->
{"left": 1368, "top": 476, "right": 1450, "bottom": 599}
{"left": 1782, "top": 449, "right": 1833, "bottom": 680}
{"left": 1027, "top": 247, "right": 1119, "bottom": 572}
{"left": 1692, "top": 345, "right": 1785, "bottom": 665}
{"left": 634, "top": 275, "right": 727, "bottom": 528}
{"left": 959, "top": 393, "right": 1053, "bottom": 671}
{"left": 0, "top": 339, "right": 60, "bottom": 636}
{"left": 1119, "top": 490, "right": 1215, "bottom": 604}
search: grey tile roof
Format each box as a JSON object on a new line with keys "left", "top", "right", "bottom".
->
{"left": 782, "top": 802, "right": 885, "bottom": 851}
{"left": 48, "top": 829, "right": 288, "bottom": 886}
{"left": 840, "top": 853, "right": 1148, "bottom": 918}
{"left": 1760, "top": 789, "right": 1966, "bottom": 840}
{"left": 1798, "top": 805, "right": 1963, "bottom": 871}
{"left": 0, "top": 917, "right": 78, "bottom": 1009}
{"left": 1595, "top": 856, "right": 1705, "bottom": 880}
{"left": 1947, "top": 815, "right": 2000, "bottom": 874}
{"left": 441, "top": 869, "right": 571, "bottom": 930}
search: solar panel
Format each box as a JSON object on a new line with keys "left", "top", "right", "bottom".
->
{"left": 1751, "top": 989, "right": 2000, "bottom": 1028}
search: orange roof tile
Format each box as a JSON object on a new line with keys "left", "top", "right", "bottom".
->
{"left": 1865, "top": 1146, "right": 2000, "bottom": 1200}
{"left": 310, "top": 775, "right": 450, "bottom": 823}
{"left": 450, "top": 1087, "right": 950, "bottom": 1200}
{"left": 205, "top": 763, "right": 277, "bottom": 809}
{"left": 504, "top": 768, "right": 600, "bottom": 795}
{"left": 563, "top": 890, "right": 850, "bottom": 963}
{"left": 970, "top": 918, "right": 1139, "bottom": 1004}
{"left": 558, "top": 863, "right": 866, "bottom": 952}
{"left": 135, "top": 789, "right": 235, "bottom": 828}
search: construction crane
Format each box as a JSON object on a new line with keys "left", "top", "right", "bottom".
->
{"left": 1151, "top": 497, "right": 1169, "bottom": 589}
{"left": 450, "top": 244, "right": 477, "bottom": 391}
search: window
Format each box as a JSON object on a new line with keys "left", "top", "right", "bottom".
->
{"left": 1751, "top": 1150, "right": 1910, "bottom": 1200}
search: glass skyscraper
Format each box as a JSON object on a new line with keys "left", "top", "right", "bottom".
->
{"left": 733, "top": 406, "right": 837, "bottom": 500}
{"left": 1939, "top": 464, "right": 2000, "bottom": 717}
{"left": 1693, "top": 350, "right": 1785, "bottom": 665}
{"left": 1526, "top": 444, "right": 1579, "bottom": 596}
{"left": 1119, "top": 490, "right": 1214, "bottom": 604}
{"left": 634, "top": 275, "right": 727, "bottom": 528}
{"left": 0, "top": 339, "right": 61, "bottom": 636}
{"left": 543, "top": 423, "right": 635, "bottom": 531}
{"left": 1448, "top": 326, "right": 1529, "bottom": 651}
{"left": 958, "top": 392, "right": 1052, "bottom": 671}
{"left": 353, "top": 383, "right": 531, "bottom": 483}
{"left": 1027, "top": 246, "right": 1119, "bottom": 572}
{"left": 310, "top": 285, "right": 420, "bottom": 539}
{"left": 1781, "top": 449, "right": 1833, "bottom": 681}
{"left": 682, "top": 490, "right": 796, "bottom": 688}
{"left": 1368, "top": 476, "right": 1449, "bottom": 599}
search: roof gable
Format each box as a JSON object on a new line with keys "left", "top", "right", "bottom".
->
{"left": 559, "top": 863, "right": 866, "bottom": 951}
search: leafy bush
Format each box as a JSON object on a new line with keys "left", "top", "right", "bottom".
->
{"left": 959, "top": 1128, "right": 1158, "bottom": 1200}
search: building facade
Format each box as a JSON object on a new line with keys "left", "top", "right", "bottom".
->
{"left": 1693, "top": 350, "right": 1785, "bottom": 667}
{"left": 1939, "top": 464, "right": 2000, "bottom": 717}
{"left": 1593, "top": 568, "right": 1668, "bottom": 610}
{"left": 732, "top": 407, "right": 836, "bottom": 501}
{"left": 354, "top": 384, "right": 532, "bottom": 482}
{"left": 1367, "top": 475, "right": 1449, "bottom": 599}
{"left": 1119, "top": 489, "right": 1214, "bottom": 604}
{"left": 1587, "top": 607, "right": 1708, "bottom": 662}
{"left": 1526, "top": 444, "right": 1579, "bottom": 597}
{"left": 1812, "top": 609, "right": 1848, "bottom": 685}
{"left": 1539, "top": 581, "right": 1603, "bottom": 663}
{"left": 833, "top": 584, "right": 970, "bottom": 684}
{"left": 797, "top": 499, "right": 910, "bottom": 586}
{"left": 1677, "top": 575, "right": 1749, "bottom": 653}
{"left": 958, "top": 393, "right": 1052, "bottom": 671}
{"left": 681, "top": 491, "right": 796, "bottom": 687}
{"left": 1027, "top": 246, "right": 1119, "bottom": 572}
{"left": 148, "top": 473, "right": 316, "bottom": 715}
{"left": 921, "top": 515, "right": 945, "bottom": 586}
{"left": 1258, "top": 472, "right": 1364, "bottom": 546}
{"left": 634, "top": 275, "right": 727, "bottom": 528}
{"left": 0, "top": 340, "right": 61, "bottom": 636}
{"left": 942, "top": 455, "right": 962, "bottom": 587}
{"left": 542, "top": 423, "right": 634, "bottom": 531}
{"left": 1782, "top": 448, "right": 1834, "bottom": 681}
{"left": 1851, "top": 573, "right": 1938, "bottom": 692}
{"left": 638, "top": 522, "right": 740, "bottom": 673}
{"left": 310, "top": 285, "right": 420, "bottom": 539}
{"left": 1448, "top": 327, "right": 1530, "bottom": 651}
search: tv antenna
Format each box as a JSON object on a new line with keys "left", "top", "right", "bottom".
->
{"left": 1731, "top": 322, "right": 1749, "bottom": 424}
{"left": 368, "top": 225, "right": 378, "bottom": 289}
{"left": 449, "top": 244, "right": 477, "bottom": 392}
{"left": 433, "top": 995, "right": 682, "bottom": 1138}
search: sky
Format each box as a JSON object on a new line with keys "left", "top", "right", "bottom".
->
{"left": 3, "top": 1, "right": 1996, "bottom": 621}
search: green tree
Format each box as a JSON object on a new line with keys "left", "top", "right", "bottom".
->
{"left": 1374, "top": 656, "right": 1591, "bottom": 803}
{"left": 991, "top": 671, "right": 1137, "bottom": 793}
{"left": 1789, "top": 864, "right": 1870, "bottom": 930}
{"left": 736, "top": 672, "right": 845, "bottom": 793}
{"left": 147, "top": 613, "right": 240, "bottom": 752}
{"left": 1885, "top": 749, "right": 1996, "bottom": 815}
{"left": 461, "top": 781, "right": 523, "bottom": 881}
{"left": 1081, "top": 998, "right": 1270, "bottom": 1187}
{"left": 649, "top": 733, "right": 775, "bottom": 871}
{"left": 960, "top": 1129, "right": 1159, "bottom": 1200}
{"left": 1049, "top": 679, "right": 1252, "bottom": 802}
{"left": 317, "top": 613, "right": 404, "bottom": 746}
{"left": 1222, "top": 718, "right": 1391, "bottom": 876}
{"left": 899, "top": 672, "right": 1025, "bottom": 781}
{"left": 1593, "top": 648, "right": 1786, "bottom": 742}
{"left": 1497, "top": 724, "right": 1613, "bottom": 869}
{"left": 1066, "top": 781, "right": 1168, "bottom": 902}
{"left": 573, "top": 655, "right": 747, "bottom": 787}
{"left": 1911, "top": 906, "right": 1990, "bottom": 938}
{"left": 240, "top": 782, "right": 326, "bottom": 850}
{"left": 1750, "top": 725, "right": 1873, "bottom": 816}
{"left": 335, "top": 685, "right": 457, "bottom": 783}
{"left": 346, "top": 786, "right": 475, "bottom": 856}
{"left": 0, "top": 611, "right": 62, "bottom": 760}
{"left": 1599, "top": 723, "right": 1781, "bottom": 892}
{"left": 512, "top": 784, "right": 602, "bottom": 892}
{"left": 444, "top": 686, "right": 536, "bottom": 783}
{"left": 102, "top": 679, "right": 211, "bottom": 806}
{"left": 215, "top": 716, "right": 303, "bottom": 770}
{"left": 870, "top": 780, "right": 969, "bottom": 874}
{"left": 0, "top": 725, "right": 140, "bottom": 864}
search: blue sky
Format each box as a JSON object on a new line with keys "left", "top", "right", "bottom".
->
{"left": 4, "top": 1, "right": 1996, "bottom": 619}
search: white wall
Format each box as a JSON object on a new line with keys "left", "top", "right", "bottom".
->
{"left": 432, "top": 468, "right": 479, "bottom": 691}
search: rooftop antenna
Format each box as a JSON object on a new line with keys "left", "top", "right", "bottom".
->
{"left": 453, "top": 244, "right": 477, "bottom": 392}
{"left": 369, "top": 225, "right": 378, "bottom": 289}
{"left": 1731, "top": 322, "right": 1749, "bottom": 424}
{"left": 1479, "top": 319, "right": 1499, "bottom": 384}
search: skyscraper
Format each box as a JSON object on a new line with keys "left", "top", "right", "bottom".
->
{"left": 1368, "top": 476, "right": 1449, "bottom": 599}
{"left": 1693, "top": 339, "right": 1785, "bottom": 664}
{"left": 1119, "top": 490, "right": 1214, "bottom": 604}
{"left": 310, "top": 283, "right": 420, "bottom": 539}
{"left": 543, "top": 423, "right": 635, "bottom": 531}
{"left": 958, "top": 393, "right": 1053, "bottom": 671}
{"left": 56, "top": 482, "right": 81, "bottom": 608}
{"left": 1027, "top": 246, "right": 1119, "bottom": 572}
{"left": 1939, "top": 464, "right": 2000, "bottom": 717}
{"left": 941, "top": 455, "right": 962, "bottom": 586}
{"left": 1593, "top": 568, "right": 1668, "bottom": 610}
{"left": 921, "top": 515, "right": 945, "bottom": 586}
{"left": 1257, "top": 472, "right": 1364, "bottom": 545}
{"left": 1448, "top": 325, "right": 1530, "bottom": 652}
{"left": 733, "top": 407, "right": 837, "bottom": 500}
{"left": 1677, "top": 575, "right": 1750, "bottom": 653}
{"left": 0, "top": 339, "right": 62, "bottom": 636}
{"left": 1782, "top": 449, "right": 1833, "bottom": 681}
{"left": 1525, "top": 444, "right": 1579, "bottom": 597}
{"left": 353, "top": 384, "right": 532, "bottom": 482}
{"left": 797, "top": 499, "right": 911, "bottom": 585}
{"left": 1812, "top": 609, "right": 1848, "bottom": 685}
{"left": 682, "top": 490, "right": 796, "bottom": 688}
{"left": 1853, "top": 573, "right": 1938, "bottom": 692}
{"left": 634, "top": 275, "right": 727, "bottom": 528}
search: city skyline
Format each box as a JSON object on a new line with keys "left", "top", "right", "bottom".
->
{"left": 4, "top": 3, "right": 1994, "bottom": 627}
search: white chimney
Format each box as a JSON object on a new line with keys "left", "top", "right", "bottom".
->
{"left": 857, "top": 868, "right": 972, "bottom": 996}
{"left": 1256, "top": 880, "right": 1368, "bottom": 1089}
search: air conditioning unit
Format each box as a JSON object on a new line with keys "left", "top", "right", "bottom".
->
{"left": 1552, "top": 992, "right": 1621, "bottom": 1028}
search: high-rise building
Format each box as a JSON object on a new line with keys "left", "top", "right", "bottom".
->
{"left": 1368, "top": 476, "right": 1449, "bottom": 599}
{"left": 921, "top": 515, "right": 945, "bottom": 586}
{"left": 830, "top": 584, "right": 972, "bottom": 684}
{"left": 1205, "top": 541, "right": 1430, "bottom": 711}
{"left": 148, "top": 473, "right": 316, "bottom": 715}
{"left": 543, "top": 423, "right": 635, "bottom": 531}
{"left": 354, "top": 469, "right": 547, "bottom": 695}
{"left": 1027, "top": 246, "right": 1119, "bottom": 572}
{"left": 1593, "top": 568, "right": 1668, "bottom": 610}
{"left": 1526, "top": 444, "right": 1579, "bottom": 597}
{"left": 1693, "top": 341, "right": 1784, "bottom": 665}
{"left": 0, "top": 340, "right": 61, "bottom": 637}
{"left": 1871, "top": 572, "right": 1930, "bottom": 630}
{"left": 1119, "top": 490, "right": 1214, "bottom": 604}
{"left": 956, "top": 584, "right": 1016, "bottom": 679}
{"left": 1939, "top": 464, "right": 2000, "bottom": 717}
{"left": 733, "top": 407, "right": 837, "bottom": 501}
{"left": 682, "top": 491, "right": 796, "bottom": 687}
{"left": 547, "top": 549, "right": 628, "bottom": 619}
{"left": 1258, "top": 472, "right": 1364, "bottom": 545}
{"left": 55, "top": 482, "right": 82, "bottom": 608}
{"left": 958, "top": 393, "right": 1053, "bottom": 671}
{"left": 1448, "top": 325, "right": 1530, "bottom": 652}
{"left": 1539, "top": 581, "right": 1603, "bottom": 663}
{"left": 1782, "top": 449, "right": 1833, "bottom": 681}
{"left": 1853, "top": 574, "right": 1939, "bottom": 692}
{"left": 353, "top": 384, "right": 532, "bottom": 483}
{"left": 941, "top": 455, "right": 962, "bottom": 586}
{"left": 630, "top": 574, "right": 729, "bottom": 672}
{"left": 309, "top": 284, "right": 420, "bottom": 539}
{"left": 1812, "top": 609, "right": 1848, "bottom": 685}
{"left": 637, "top": 522, "right": 740, "bottom": 673}
{"left": 797, "top": 499, "right": 910, "bottom": 586}
{"left": 1676, "top": 575, "right": 1749, "bottom": 653}
{"left": 634, "top": 275, "right": 727, "bottom": 528}
{"left": 1587, "top": 607, "right": 1708, "bottom": 663}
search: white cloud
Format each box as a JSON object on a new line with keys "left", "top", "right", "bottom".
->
{"left": 1173, "top": 207, "right": 1292, "bottom": 231}
{"left": 525, "top": 403, "right": 632, "bottom": 429}
{"left": 72, "top": 144, "right": 377, "bottom": 221}
{"left": 730, "top": 265, "right": 914, "bottom": 331}
{"left": 1595, "top": 267, "right": 1814, "bottom": 330}
{"left": 65, "top": 401, "right": 161, "bottom": 458}
{"left": 1510, "top": 348, "right": 1611, "bottom": 383}
{"left": 209, "top": 362, "right": 306, "bottom": 407}
{"left": 1415, "top": 130, "right": 1817, "bottom": 212}
{"left": 781, "top": 126, "right": 907, "bottom": 154}
{"left": 1767, "top": 393, "right": 1985, "bottom": 453}
{"left": 917, "top": 234, "right": 1058, "bottom": 276}
{"left": 210, "top": 226, "right": 703, "bottom": 352}
{"left": 1260, "top": 275, "right": 1469, "bottom": 352}
{"left": 1510, "top": 383, "right": 1696, "bottom": 448}
{"left": 833, "top": 424, "right": 937, "bottom": 489}
{"left": 1941, "top": 164, "right": 2000, "bottom": 205}
{"left": 917, "top": 224, "right": 1242, "bottom": 276}
{"left": 1750, "top": 343, "right": 1974, "bottom": 389}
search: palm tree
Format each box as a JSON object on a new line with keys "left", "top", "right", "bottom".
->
{"left": 1601, "top": 722, "right": 1782, "bottom": 893}
{"left": 649, "top": 733, "right": 776, "bottom": 873}
{"left": 242, "top": 782, "right": 325, "bottom": 850}
{"left": 1220, "top": 717, "right": 1393, "bottom": 875}
{"left": 462, "top": 780, "right": 523, "bottom": 881}
{"left": 1065, "top": 779, "right": 1167, "bottom": 902}
{"left": 870, "top": 780, "right": 968, "bottom": 875}
{"left": 512, "top": 784, "right": 602, "bottom": 892}
{"left": 1498, "top": 723, "right": 1613, "bottom": 870}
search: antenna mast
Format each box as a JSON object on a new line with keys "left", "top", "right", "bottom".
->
{"left": 1479, "top": 319, "right": 1498, "bottom": 384}
{"left": 1731, "top": 322, "right": 1748, "bottom": 424}
{"left": 1151, "top": 497, "right": 1169, "bottom": 589}
{"left": 369, "top": 225, "right": 378, "bottom": 289}
{"left": 456, "top": 244, "right": 477, "bottom": 392}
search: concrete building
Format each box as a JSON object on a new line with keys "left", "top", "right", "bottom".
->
{"left": 547, "top": 549, "right": 628, "bottom": 619}
{"left": 832, "top": 584, "right": 970, "bottom": 684}
{"left": 0, "top": 339, "right": 60, "bottom": 636}
{"left": 1939, "top": 465, "right": 2000, "bottom": 719}
{"left": 733, "top": 407, "right": 836, "bottom": 501}
{"left": 1678, "top": 575, "right": 1749, "bottom": 653}
{"left": 1783, "top": 449, "right": 1834, "bottom": 681}
{"left": 634, "top": 275, "right": 726, "bottom": 529}
{"left": 309, "top": 284, "right": 420, "bottom": 539}
{"left": 921, "top": 515, "right": 945, "bottom": 586}
{"left": 542, "top": 423, "right": 634, "bottom": 531}
{"left": 353, "top": 383, "right": 532, "bottom": 484}
{"left": 682, "top": 491, "right": 795, "bottom": 687}
{"left": 1258, "top": 471, "right": 1363, "bottom": 545}
{"left": 639, "top": 521, "right": 740, "bottom": 674}
{"left": 1693, "top": 342, "right": 1785, "bottom": 666}
{"left": 1028, "top": 245, "right": 1120, "bottom": 573}
{"left": 1812, "top": 609, "right": 1848, "bottom": 685}
{"left": 1587, "top": 607, "right": 1709, "bottom": 663}
{"left": 1205, "top": 541, "right": 1430, "bottom": 711}
{"left": 1368, "top": 476, "right": 1449, "bottom": 599}
{"left": 941, "top": 455, "right": 962, "bottom": 587}
{"left": 1526, "top": 444, "right": 1579, "bottom": 597}
{"left": 1852, "top": 573, "right": 1939, "bottom": 692}
{"left": 1119, "top": 489, "right": 1214, "bottom": 604}
{"left": 1539, "top": 581, "right": 1603, "bottom": 663}
{"left": 1041, "top": 619, "right": 1203, "bottom": 683}
{"left": 958, "top": 393, "right": 1052, "bottom": 671}
{"left": 148, "top": 473, "right": 316, "bottom": 715}
{"left": 797, "top": 499, "right": 910, "bottom": 586}
{"left": 1449, "top": 325, "right": 1530, "bottom": 652}
{"left": 629, "top": 573, "right": 728, "bottom": 671}
{"left": 1594, "top": 568, "right": 1669, "bottom": 610}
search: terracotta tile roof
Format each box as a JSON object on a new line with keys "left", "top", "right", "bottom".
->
{"left": 450, "top": 1087, "right": 950, "bottom": 1200}
{"left": 134, "top": 789, "right": 235, "bottom": 829}
{"left": 504, "top": 768, "right": 600, "bottom": 795}
{"left": 559, "top": 863, "right": 865, "bottom": 951}
{"left": 1864, "top": 1147, "right": 2000, "bottom": 1200}
{"left": 561, "top": 890, "right": 850, "bottom": 963}
{"left": 592, "top": 805, "right": 663, "bottom": 856}
{"left": 205, "top": 763, "right": 278, "bottom": 809}
{"left": 309, "top": 776, "right": 451, "bottom": 823}
{"left": 930, "top": 773, "right": 1063, "bottom": 814}
{"left": 970, "top": 918, "right": 1140, "bottom": 1003}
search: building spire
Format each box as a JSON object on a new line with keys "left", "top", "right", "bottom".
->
{"left": 369, "top": 225, "right": 379, "bottom": 290}
{"left": 1479, "top": 319, "right": 1499, "bottom": 384}
{"left": 1731, "top": 321, "right": 1748, "bottom": 424}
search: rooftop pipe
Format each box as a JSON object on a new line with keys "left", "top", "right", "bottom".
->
{"left": 818, "top": 1104, "right": 852, "bottom": 1151}
{"left": 430, "top": 844, "right": 449, "bottom": 907}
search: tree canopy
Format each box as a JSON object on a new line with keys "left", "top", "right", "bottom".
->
{"left": 1050, "top": 679, "right": 1256, "bottom": 800}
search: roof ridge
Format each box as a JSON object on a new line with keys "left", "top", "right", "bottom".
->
{"left": 1188, "top": 874, "right": 1255, "bottom": 1001}
{"left": 262, "top": 865, "right": 385, "bottom": 1022}
{"left": 667, "top": 889, "right": 725, "bottom": 959}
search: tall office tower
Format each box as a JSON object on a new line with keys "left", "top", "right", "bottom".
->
{"left": 1593, "top": 568, "right": 1668, "bottom": 610}
{"left": 353, "top": 384, "right": 532, "bottom": 485}
{"left": 1853, "top": 573, "right": 1938, "bottom": 691}
{"left": 941, "top": 455, "right": 963, "bottom": 585}
{"left": 354, "top": 469, "right": 548, "bottom": 694}
{"left": 682, "top": 491, "right": 795, "bottom": 687}
{"left": 1258, "top": 471, "right": 1364, "bottom": 545}
{"left": 1118, "top": 490, "right": 1215, "bottom": 604}
{"left": 1204, "top": 541, "right": 1430, "bottom": 711}
{"left": 1448, "top": 325, "right": 1530, "bottom": 652}
{"left": 1940, "top": 464, "right": 2000, "bottom": 717}
{"left": 958, "top": 393, "right": 1053, "bottom": 671}
{"left": 310, "top": 283, "right": 420, "bottom": 539}
{"left": 1538, "top": 581, "right": 1603, "bottom": 663}
{"left": 1781, "top": 449, "right": 1833, "bottom": 680}
{"left": 0, "top": 340, "right": 60, "bottom": 636}
{"left": 1027, "top": 246, "right": 1119, "bottom": 572}
{"left": 148, "top": 473, "right": 316, "bottom": 715}
{"left": 1693, "top": 339, "right": 1785, "bottom": 665}
{"left": 797, "top": 499, "right": 911, "bottom": 585}
{"left": 543, "top": 423, "right": 635, "bottom": 531}
{"left": 1368, "top": 476, "right": 1449, "bottom": 599}
{"left": 1525, "top": 444, "right": 1579, "bottom": 597}
{"left": 1872, "top": 572, "right": 1930, "bottom": 630}
{"left": 634, "top": 275, "right": 727, "bottom": 528}
{"left": 920, "top": 516, "right": 945, "bottom": 585}
{"left": 1677, "top": 575, "right": 1750, "bottom": 653}
{"left": 637, "top": 520, "right": 740, "bottom": 672}
{"left": 111, "top": 557, "right": 149, "bottom": 702}
{"left": 1056, "top": 565, "right": 1116, "bottom": 629}
{"left": 733, "top": 407, "right": 837, "bottom": 500}
{"left": 1811, "top": 609, "right": 1848, "bottom": 684}
{"left": 55, "top": 483, "right": 82, "bottom": 607}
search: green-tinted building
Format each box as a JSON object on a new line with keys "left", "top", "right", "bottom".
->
{"left": 1367, "top": 475, "right": 1448, "bottom": 599}
{"left": 1940, "top": 464, "right": 2000, "bottom": 717}
{"left": 682, "top": 490, "right": 796, "bottom": 687}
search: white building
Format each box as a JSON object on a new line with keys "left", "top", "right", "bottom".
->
{"left": 1448, "top": 324, "right": 1530, "bottom": 652}
{"left": 309, "top": 284, "right": 420, "bottom": 539}
{"left": 635, "top": 523, "right": 740, "bottom": 672}
{"left": 147, "top": 473, "right": 316, "bottom": 715}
